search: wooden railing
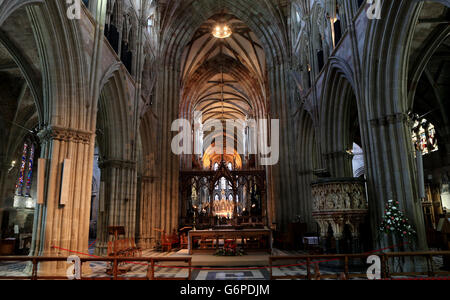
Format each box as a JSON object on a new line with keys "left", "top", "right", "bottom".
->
{"left": 269, "top": 251, "right": 450, "bottom": 280}
{"left": 0, "top": 256, "right": 191, "bottom": 280}
{"left": 2, "top": 251, "right": 448, "bottom": 280}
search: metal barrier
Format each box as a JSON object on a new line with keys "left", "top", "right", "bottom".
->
{"left": 269, "top": 251, "right": 450, "bottom": 280}
{"left": 0, "top": 256, "right": 192, "bottom": 280}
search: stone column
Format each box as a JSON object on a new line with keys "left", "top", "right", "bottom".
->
{"left": 365, "top": 113, "right": 428, "bottom": 251}
{"left": 349, "top": 218, "right": 363, "bottom": 254}
{"left": 137, "top": 175, "right": 158, "bottom": 249}
{"left": 268, "top": 62, "right": 301, "bottom": 231}
{"left": 0, "top": 158, "right": 10, "bottom": 239}
{"left": 95, "top": 159, "right": 137, "bottom": 255}
{"left": 331, "top": 218, "right": 345, "bottom": 254}
{"left": 351, "top": 232, "right": 361, "bottom": 254}
{"left": 323, "top": 151, "right": 354, "bottom": 178}
{"left": 316, "top": 220, "right": 329, "bottom": 253}
{"left": 29, "top": 126, "right": 95, "bottom": 275}
{"left": 153, "top": 63, "right": 181, "bottom": 238}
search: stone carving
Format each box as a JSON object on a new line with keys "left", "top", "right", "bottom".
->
{"left": 312, "top": 180, "right": 367, "bottom": 212}
{"left": 311, "top": 178, "right": 368, "bottom": 240}
{"left": 38, "top": 126, "right": 94, "bottom": 145}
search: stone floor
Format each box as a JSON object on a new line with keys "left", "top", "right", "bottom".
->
{"left": 82, "top": 249, "right": 342, "bottom": 280}
{"left": 0, "top": 248, "right": 447, "bottom": 280}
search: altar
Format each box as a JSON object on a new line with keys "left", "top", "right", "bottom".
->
{"left": 188, "top": 228, "right": 272, "bottom": 254}
{"left": 180, "top": 160, "right": 272, "bottom": 255}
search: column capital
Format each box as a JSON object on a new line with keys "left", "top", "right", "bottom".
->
{"left": 323, "top": 150, "right": 353, "bottom": 160}
{"left": 370, "top": 113, "right": 410, "bottom": 128}
{"left": 98, "top": 159, "right": 137, "bottom": 170}
{"left": 38, "top": 126, "right": 94, "bottom": 144}
{"left": 141, "top": 175, "right": 159, "bottom": 183}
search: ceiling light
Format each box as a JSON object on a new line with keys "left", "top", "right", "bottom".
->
{"left": 212, "top": 24, "right": 232, "bottom": 39}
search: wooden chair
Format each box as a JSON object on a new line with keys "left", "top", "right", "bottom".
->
{"left": 107, "top": 241, "right": 114, "bottom": 256}
{"left": 313, "top": 264, "right": 321, "bottom": 280}
{"left": 131, "top": 239, "right": 142, "bottom": 256}
{"left": 171, "top": 232, "right": 179, "bottom": 249}
{"left": 116, "top": 239, "right": 124, "bottom": 257}
{"left": 180, "top": 234, "right": 188, "bottom": 249}
{"left": 124, "top": 239, "right": 133, "bottom": 256}
{"left": 161, "top": 233, "right": 173, "bottom": 252}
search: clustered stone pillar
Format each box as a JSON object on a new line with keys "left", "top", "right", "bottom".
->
{"left": 95, "top": 159, "right": 137, "bottom": 255}
{"left": 0, "top": 157, "right": 12, "bottom": 238}
{"left": 365, "top": 113, "right": 428, "bottom": 252}
{"left": 138, "top": 175, "right": 159, "bottom": 249}
{"left": 30, "top": 126, "right": 95, "bottom": 275}
{"left": 323, "top": 151, "right": 354, "bottom": 178}
{"left": 268, "top": 62, "right": 301, "bottom": 232}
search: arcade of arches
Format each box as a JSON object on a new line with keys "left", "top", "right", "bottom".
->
{"left": 0, "top": 0, "right": 449, "bottom": 271}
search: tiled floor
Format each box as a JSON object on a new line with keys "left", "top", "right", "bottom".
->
{"left": 0, "top": 260, "right": 28, "bottom": 277}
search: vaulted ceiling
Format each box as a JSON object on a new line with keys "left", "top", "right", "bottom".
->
{"left": 180, "top": 14, "right": 267, "bottom": 124}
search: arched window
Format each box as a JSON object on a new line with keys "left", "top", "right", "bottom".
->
{"left": 351, "top": 143, "right": 365, "bottom": 178}
{"left": 412, "top": 118, "right": 438, "bottom": 155}
{"left": 227, "top": 162, "right": 233, "bottom": 171}
{"left": 332, "top": 4, "right": 342, "bottom": 46}
{"left": 15, "top": 142, "right": 36, "bottom": 197}
{"left": 213, "top": 162, "right": 219, "bottom": 171}
{"left": 147, "top": 16, "right": 154, "bottom": 28}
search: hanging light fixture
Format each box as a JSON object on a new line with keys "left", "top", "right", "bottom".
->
{"left": 212, "top": 23, "right": 232, "bottom": 39}
{"left": 212, "top": 2, "right": 232, "bottom": 39}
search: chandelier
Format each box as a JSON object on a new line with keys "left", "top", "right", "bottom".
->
{"left": 212, "top": 24, "right": 232, "bottom": 39}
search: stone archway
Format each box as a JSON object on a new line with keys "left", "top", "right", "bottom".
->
{"left": 94, "top": 66, "right": 138, "bottom": 255}
{"left": 361, "top": 0, "right": 450, "bottom": 251}
{"left": 149, "top": 0, "right": 297, "bottom": 234}
{"left": 320, "top": 59, "right": 360, "bottom": 178}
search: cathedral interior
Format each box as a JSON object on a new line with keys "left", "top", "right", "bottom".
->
{"left": 0, "top": 0, "right": 450, "bottom": 282}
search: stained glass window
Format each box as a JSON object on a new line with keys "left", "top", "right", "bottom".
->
{"left": 15, "top": 142, "right": 36, "bottom": 197}
{"left": 25, "top": 144, "right": 35, "bottom": 196}
{"left": 15, "top": 143, "right": 28, "bottom": 196}
{"left": 221, "top": 177, "right": 226, "bottom": 190}
{"left": 412, "top": 118, "right": 438, "bottom": 155}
